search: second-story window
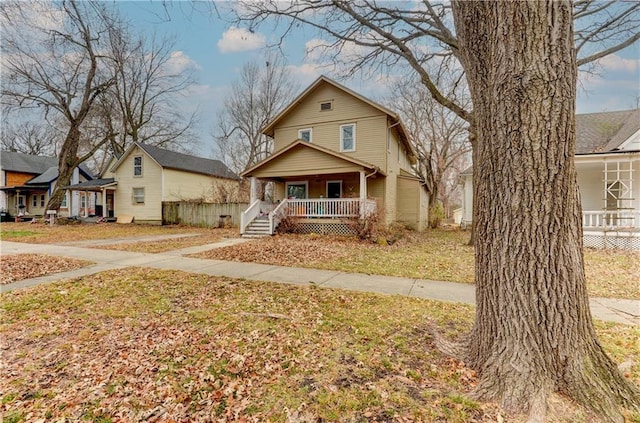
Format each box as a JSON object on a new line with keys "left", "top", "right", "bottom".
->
{"left": 133, "top": 156, "right": 143, "bottom": 176}
{"left": 340, "top": 123, "right": 356, "bottom": 152}
{"left": 299, "top": 128, "right": 312, "bottom": 142}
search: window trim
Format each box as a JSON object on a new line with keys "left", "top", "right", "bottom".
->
{"left": 285, "top": 181, "right": 309, "bottom": 199}
{"left": 132, "top": 187, "right": 145, "bottom": 204}
{"left": 60, "top": 193, "right": 68, "bottom": 208}
{"left": 298, "top": 128, "right": 313, "bottom": 143}
{"left": 133, "top": 155, "right": 143, "bottom": 177}
{"left": 340, "top": 123, "right": 356, "bottom": 152}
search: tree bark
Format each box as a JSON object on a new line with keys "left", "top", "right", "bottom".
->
{"left": 450, "top": 1, "right": 639, "bottom": 421}
{"left": 47, "top": 125, "right": 82, "bottom": 211}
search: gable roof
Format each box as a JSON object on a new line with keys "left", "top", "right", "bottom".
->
{"left": 1, "top": 151, "right": 57, "bottom": 174}
{"left": 576, "top": 108, "right": 640, "bottom": 154}
{"left": 241, "top": 139, "right": 384, "bottom": 178}
{"left": 261, "top": 75, "right": 416, "bottom": 162}
{"left": 25, "top": 162, "right": 94, "bottom": 185}
{"left": 113, "top": 142, "right": 240, "bottom": 180}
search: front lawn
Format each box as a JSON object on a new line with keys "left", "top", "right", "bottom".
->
{"left": 2, "top": 269, "right": 638, "bottom": 422}
{"left": 0, "top": 222, "right": 238, "bottom": 248}
{"left": 192, "top": 230, "right": 640, "bottom": 300}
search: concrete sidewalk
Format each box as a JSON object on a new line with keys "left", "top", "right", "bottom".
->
{"left": 1, "top": 239, "right": 638, "bottom": 325}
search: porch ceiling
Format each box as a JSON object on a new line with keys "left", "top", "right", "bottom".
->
{"left": 242, "top": 140, "right": 383, "bottom": 179}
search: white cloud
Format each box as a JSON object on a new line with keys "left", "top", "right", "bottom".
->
{"left": 596, "top": 53, "right": 639, "bottom": 73}
{"left": 217, "top": 27, "right": 266, "bottom": 53}
{"left": 165, "top": 51, "right": 202, "bottom": 74}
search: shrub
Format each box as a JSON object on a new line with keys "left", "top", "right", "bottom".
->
{"left": 428, "top": 201, "right": 445, "bottom": 229}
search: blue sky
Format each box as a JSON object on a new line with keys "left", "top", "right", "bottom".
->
{"left": 115, "top": 2, "right": 640, "bottom": 158}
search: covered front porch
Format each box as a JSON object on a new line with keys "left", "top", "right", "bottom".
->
{"left": 576, "top": 152, "right": 640, "bottom": 249}
{"left": 240, "top": 140, "right": 382, "bottom": 236}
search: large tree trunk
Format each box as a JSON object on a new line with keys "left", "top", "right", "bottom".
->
{"left": 47, "top": 125, "right": 82, "bottom": 211}
{"left": 450, "top": 1, "right": 639, "bottom": 421}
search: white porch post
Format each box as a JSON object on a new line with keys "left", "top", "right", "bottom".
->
{"left": 84, "top": 190, "right": 89, "bottom": 217}
{"left": 359, "top": 170, "right": 367, "bottom": 218}
{"left": 250, "top": 177, "right": 259, "bottom": 204}
{"left": 102, "top": 189, "right": 107, "bottom": 217}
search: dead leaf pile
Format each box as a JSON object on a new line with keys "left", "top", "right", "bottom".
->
{"left": 2, "top": 268, "right": 638, "bottom": 422}
{"left": 0, "top": 268, "right": 497, "bottom": 422}
{"left": 192, "top": 234, "right": 374, "bottom": 266}
{"left": 0, "top": 254, "right": 91, "bottom": 284}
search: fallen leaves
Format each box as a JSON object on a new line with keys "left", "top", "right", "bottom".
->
{"left": 191, "top": 233, "right": 368, "bottom": 266}
{"left": 0, "top": 254, "right": 92, "bottom": 284}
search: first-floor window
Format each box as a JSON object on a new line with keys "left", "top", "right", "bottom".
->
{"left": 32, "top": 195, "right": 38, "bottom": 207}
{"left": 40, "top": 194, "right": 45, "bottom": 207}
{"left": 80, "top": 195, "right": 87, "bottom": 208}
{"left": 286, "top": 181, "right": 308, "bottom": 199}
{"left": 60, "top": 193, "right": 68, "bottom": 208}
{"left": 132, "top": 187, "right": 145, "bottom": 204}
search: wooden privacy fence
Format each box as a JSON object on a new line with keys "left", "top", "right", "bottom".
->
{"left": 162, "top": 202, "right": 248, "bottom": 228}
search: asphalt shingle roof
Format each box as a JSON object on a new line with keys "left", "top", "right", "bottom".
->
{"left": 575, "top": 108, "right": 639, "bottom": 154}
{"left": 136, "top": 143, "right": 240, "bottom": 180}
{"left": 0, "top": 151, "right": 57, "bottom": 174}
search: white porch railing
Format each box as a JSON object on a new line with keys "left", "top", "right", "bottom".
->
{"left": 269, "top": 199, "right": 289, "bottom": 233}
{"left": 240, "top": 199, "right": 260, "bottom": 234}
{"left": 286, "top": 198, "right": 366, "bottom": 218}
{"left": 582, "top": 210, "right": 640, "bottom": 229}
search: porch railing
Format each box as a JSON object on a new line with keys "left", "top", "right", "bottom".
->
{"left": 240, "top": 199, "right": 260, "bottom": 234}
{"left": 269, "top": 199, "right": 289, "bottom": 233}
{"left": 582, "top": 210, "right": 640, "bottom": 229}
{"left": 286, "top": 198, "right": 369, "bottom": 218}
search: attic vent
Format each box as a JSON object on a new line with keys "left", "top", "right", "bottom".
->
{"left": 320, "top": 101, "right": 333, "bottom": 111}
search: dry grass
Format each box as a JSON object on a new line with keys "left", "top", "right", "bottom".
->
{"left": 193, "top": 229, "right": 640, "bottom": 300}
{"left": 0, "top": 222, "right": 238, "bottom": 248}
{"left": 2, "top": 268, "right": 638, "bottom": 422}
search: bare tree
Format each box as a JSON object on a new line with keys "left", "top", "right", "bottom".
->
{"left": 0, "top": 119, "right": 61, "bottom": 156}
{"left": 1, "top": 0, "right": 199, "bottom": 208}
{"left": 213, "top": 55, "right": 298, "bottom": 174}
{"left": 1, "top": 0, "right": 119, "bottom": 210}
{"left": 103, "top": 29, "right": 197, "bottom": 156}
{"left": 230, "top": 1, "right": 640, "bottom": 421}
{"left": 384, "top": 72, "right": 471, "bottom": 218}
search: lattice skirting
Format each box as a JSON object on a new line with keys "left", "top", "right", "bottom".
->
{"left": 583, "top": 231, "right": 640, "bottom": 250}
{"left": 291, "top": 221, "right": 357, "bottom": 236}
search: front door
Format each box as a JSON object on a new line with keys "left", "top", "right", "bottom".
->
{"left": 327, "top": 181, "right": 342, "bottom": 198}
{"left": 17, "top": 195, "right": 26, "bottom": 215}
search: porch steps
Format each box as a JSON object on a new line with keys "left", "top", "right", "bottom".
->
{"left": 242, "top": 218, "right": 272, "bottom": 238}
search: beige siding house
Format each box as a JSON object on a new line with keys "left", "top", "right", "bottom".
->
{"left": 241, "top": 75, "right": 429, "bottom": 236}
{"left": 68, "top": 143, "right": 240, "bottom": 224}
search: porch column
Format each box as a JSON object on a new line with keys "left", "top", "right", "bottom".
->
{"left": 85, "top": 190, "right": 89, "bottom": 217}
{"left": 102, "top": 189, "right": 107, "bottom": 217}
{"left": 250, "top": 177, "right": 259, "bottom": 204}
{"left": 360, "top": 170, "right": 367, "bottom": 218}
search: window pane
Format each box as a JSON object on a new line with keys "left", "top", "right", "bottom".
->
{"left": 133, "top": 188, "right": 145, "bottom": 204}
{"left": 134, "top": 156, "right": 142, "bottom": 176}
{"left": 342, "top": 125, "right": 354, "bottom": 150}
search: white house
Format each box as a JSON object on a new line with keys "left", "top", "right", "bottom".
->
{"left": 460, "top": 108, "right": 640, "bottom": 250}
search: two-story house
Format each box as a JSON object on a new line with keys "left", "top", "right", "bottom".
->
{"left": 240, "top": 76, "right": 429, "bottom": 236}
